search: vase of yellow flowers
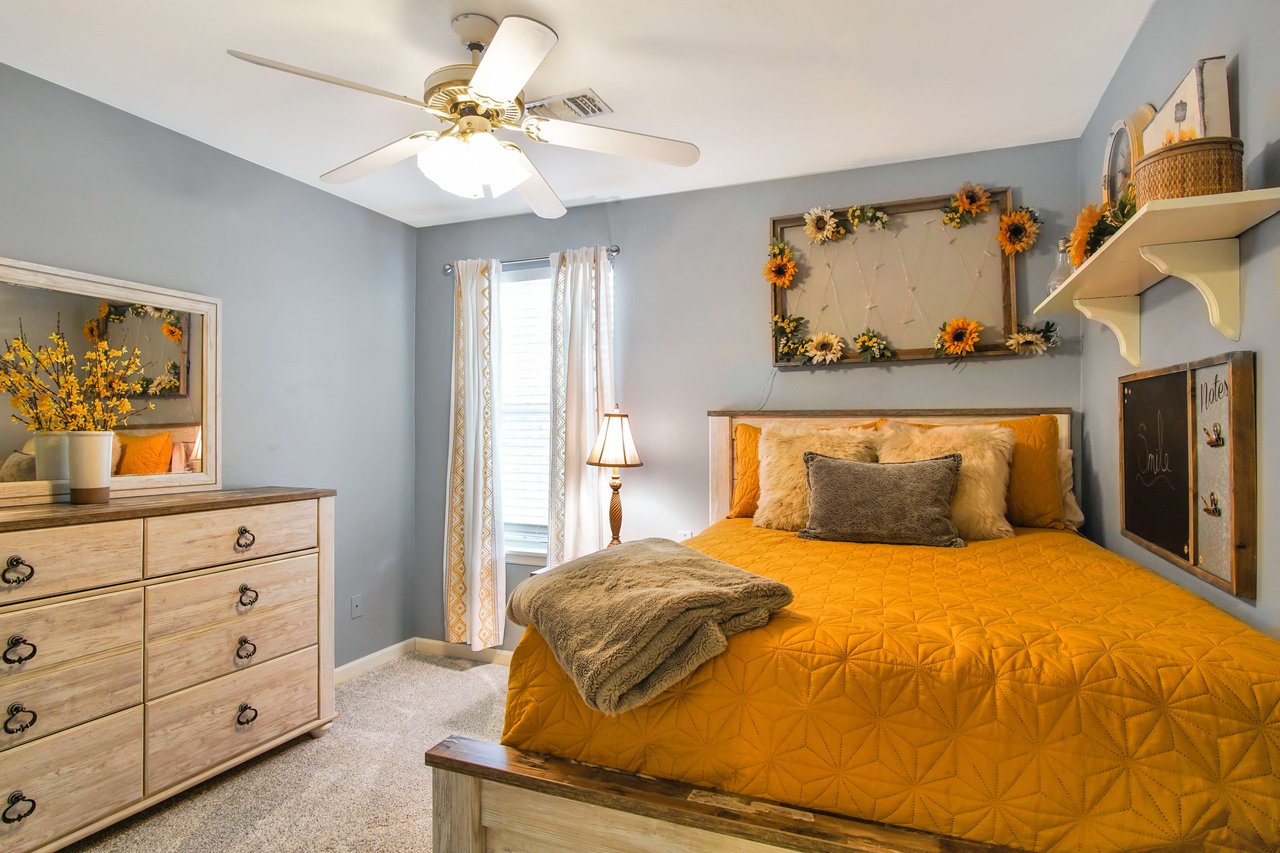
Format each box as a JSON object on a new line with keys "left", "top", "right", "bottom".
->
{"left": 62, "top": 339, "right": 150, "bottom": 504}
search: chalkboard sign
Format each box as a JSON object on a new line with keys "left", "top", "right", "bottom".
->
{"left": 1119, "top": 352, "right": 1256, "bottom": 598}
{"left": 1121, "top": 369, "right": 1191, "bottom": 563}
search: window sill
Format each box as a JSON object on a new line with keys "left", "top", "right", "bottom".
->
{"left": 506, "top": 549, "right": 547, "bottom": 568}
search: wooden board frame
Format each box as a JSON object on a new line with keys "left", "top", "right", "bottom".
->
{"left": 770, "top": 189, "right": 1017, "bottom": 367}
{"left": 707, "top": 408, "right": 1073, "bottom": 525}
{"left": 1119, "top": 352, "right": 1256, "bottom": 598}
{"left": 426, "top": 736, "right": 1007, "bottom": 853}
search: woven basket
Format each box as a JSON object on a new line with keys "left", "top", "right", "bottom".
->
{"left": 1133, "top": 137, "right": 1243, "bottom": 208}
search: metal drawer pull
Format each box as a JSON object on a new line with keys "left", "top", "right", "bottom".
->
{"left": 238, "top": 584, "right": 259, "bottom": 607}
{"left": 3, "top": 703, "right": 36, "bottom": 735}
{"left": 2, "top": 791, "right": 35, "bottom": 824}
{"left": 235, "top": 526, "right": 256, "bottom": 550}
{"left": 2, "top": 556, "right": 34, "bottom": 586}
{"left": 236, "top": 636, "right": 257, "bottom": 660}
{"left": 2, "top": 636, "right": 36, "bottom": 666}
{"left": 236, "top": 702, "right": 258, "bottom": 726}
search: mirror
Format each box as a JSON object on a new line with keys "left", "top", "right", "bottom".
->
{"left": 0, "top": 257, "right": 220, "bottom": 505}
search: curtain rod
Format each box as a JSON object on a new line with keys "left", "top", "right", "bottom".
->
{"left": 442, "top": 245, "right": 619, "bottom": 276}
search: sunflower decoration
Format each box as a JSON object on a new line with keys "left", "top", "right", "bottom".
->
{"left": 1068, "top": 184, "right": 1137, "bottom": 267}
{"left": 802, "top": 207, "right": 843, "bottom": 245}
{"left": 997, "top": 206, "right": 1042, "bottom": 255}
{"left": 846, "top": 205, "right": 891, "bottom": 233}
{"left": 805, "top": 331, "right": 845, "bottom": 365}
{"left": 934, "top": 317, "right": 984, "bottom": 361}
{"left": 161, "top": 322, "right": 184, "bottom": 344}
{"left": 940, "top": 182, "right": 993, "bottom": 229}
{"left": 83, "top": 318, "right": 103, "bottom": 344}
{"left": 1005, "top": 322, "right": 1059, "bottom": 357}
{"left": 763, "top": 240, "right": 798, "bottom": 288}
{"left": 852, "top": 328, "right": 894, "bottom": 362}
{"left": 772, "top": 314, "right": 810, "bottom": 362}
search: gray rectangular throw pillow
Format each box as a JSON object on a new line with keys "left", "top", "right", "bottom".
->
{"left": 799, "top": 452, "right": 965, "bottom": 547}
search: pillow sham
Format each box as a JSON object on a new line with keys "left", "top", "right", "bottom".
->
{"left": 116, "top": 431, "right": 174, "bottom": 476}
{"left": 799, "top": 452, "right": 964, "bottom": 547}
{"left": 730, "top": 420, "right": 879, "bottom": 519}
{"left": 1059, "top": 448, "right": 1085, "bottom": 532}
{"left": 877, "top": 422, "right": 1016, "bottom": 540}
{"left": 889, "top": 415, "right": 1064, "bottom": 529}
{"left": 728, "top": 423, "right": 761, "bottom": 518}
{"left": 754, "top": 424, "right": 879, "bottom": 531}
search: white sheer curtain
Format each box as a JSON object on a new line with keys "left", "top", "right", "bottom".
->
{"left": 444, "top": 258, "right": 505, "bottom": 650}
{"left": 547, "top": 246, "right": 616, "bottom": 565}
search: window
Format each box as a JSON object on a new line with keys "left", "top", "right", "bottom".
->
{"left": 498, "top": 260, "right": 553, "bottom": 559}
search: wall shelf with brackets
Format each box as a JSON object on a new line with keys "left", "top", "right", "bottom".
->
{"left": 1034, "top": 188, "right": 1280, "bottom": 366}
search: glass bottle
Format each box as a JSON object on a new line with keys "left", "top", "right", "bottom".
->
{"left": 1046, "top": 238, "right": 1074, "bottom": 296}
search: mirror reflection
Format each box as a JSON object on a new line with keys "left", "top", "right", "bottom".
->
{"left": 0, "top": 280, "right": 204, "bottom": 482}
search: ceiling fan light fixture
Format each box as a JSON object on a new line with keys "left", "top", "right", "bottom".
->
{"left": 416, "top": 131, "right": 531, "bottom": 199}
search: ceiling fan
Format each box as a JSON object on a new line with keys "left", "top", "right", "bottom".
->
{"left": 229, "top": 13, "right": 700, "bottom": 219}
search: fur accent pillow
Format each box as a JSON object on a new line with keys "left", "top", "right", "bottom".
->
{"left": 799, "top": 452, "right": 964, "bottom": 547}
{"left": 754, "top": 424, "right": 879, "bottom": 531}
{"left": 877, "top": 423, "right": 1016, "bottom": 540}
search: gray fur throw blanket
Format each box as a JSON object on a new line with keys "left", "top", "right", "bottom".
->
{"left": 507, "top": 538, "right": 793, "bottom": 715}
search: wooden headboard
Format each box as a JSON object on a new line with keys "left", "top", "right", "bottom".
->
{"left": 707, "top": 408, "right": 1073, "bottom": 524}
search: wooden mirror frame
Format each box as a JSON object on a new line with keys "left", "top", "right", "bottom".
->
{"left": 0, "top": 256, "right": 221, "bottom": 507}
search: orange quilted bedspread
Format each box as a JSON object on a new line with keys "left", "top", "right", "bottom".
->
{"left": 503, "top": 520, "right": 1280, "bottom": 851}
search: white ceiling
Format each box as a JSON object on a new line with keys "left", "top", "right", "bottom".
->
{"left": 0, "top": 0, "right": 1153, "bottom": 227}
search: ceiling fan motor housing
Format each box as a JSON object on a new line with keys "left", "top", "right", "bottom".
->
{"left": 422, "top": 63, "right": 523, "bottom": 125}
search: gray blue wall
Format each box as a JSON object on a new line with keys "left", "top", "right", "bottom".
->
{"left": 1077, "top": 0, "right": 1280, "bottom": 634}
{"left": 0, "top": 64, "right": 419, "bottom": 665}
{"left": 416, "top": 139, "right": 1084, "bottom": 647}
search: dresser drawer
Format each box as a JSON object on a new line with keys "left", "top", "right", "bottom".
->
{"left": 0, "top": 706, "right": 143, "bottom": 852}
{"left": 0, "top": 590, "right": 142, "bottom": 681}
{"left": 146, "top": 645, "right": 318, "bottom": 793}
{"left": 144, "top": 500, "right": 318, "bottom": 577}
{"left": 147, "top": 598, "right": 317, "bottom": 699}
{"left": 0, "top": 520, "right": 142, "bottom": 605}
{"left": 0, "top": 648, "right": 141, "bottom": 751}
{"left": 145, "top": 553, "right": 317, "bottom": 641}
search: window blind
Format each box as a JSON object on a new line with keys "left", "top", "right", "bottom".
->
{"left": 499, "top": 261, "right": 553, "bottom": 552}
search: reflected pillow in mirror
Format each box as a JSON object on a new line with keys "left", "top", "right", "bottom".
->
{"left": 0, "top": 452, "right": 36, "bottom": 483}
{"left": 116, "top": 431, "right": 174, "bottom": 476}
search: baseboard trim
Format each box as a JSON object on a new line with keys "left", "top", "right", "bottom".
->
{"left": 335, "top": 637, "right": 512, "bottom": 685}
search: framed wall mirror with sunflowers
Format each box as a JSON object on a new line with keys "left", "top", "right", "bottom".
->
{"left": 0, "top": 256, "right": 221, "bottom": 506}
{"left": 767, "top": 186, "right": 1027, "bottom": 367}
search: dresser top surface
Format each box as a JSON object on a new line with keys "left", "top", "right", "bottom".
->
{"left": 0, "top": 487, "right": 335, "bottom": 532}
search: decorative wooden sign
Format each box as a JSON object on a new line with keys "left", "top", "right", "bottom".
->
{"left": 770, "top": 189, "right": 1017, "bottom": 366}
{"left": 1120, "top": 352, "right": 1255, "bottom": 597}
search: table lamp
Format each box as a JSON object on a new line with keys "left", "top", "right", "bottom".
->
{"left": 586, "top": 406, "right": 643, "bottom": 546}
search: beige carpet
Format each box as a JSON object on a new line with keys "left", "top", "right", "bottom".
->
{"left": 69, "top": 654, "right": 508, "bottom": 853}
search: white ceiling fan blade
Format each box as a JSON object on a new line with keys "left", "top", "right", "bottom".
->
{"left": 228, "top": 50, "right": 426, "bottom": 110}
{"left": 468, "top": 17, "right": 558, "bottom": 104}
{"left": 522, "top": 117, "right": 699, "bottom": 167}
{"left": 321, "top": 132, "right": 440, "bottom": 184}
{"left": 509, "top": 150, "right": 566, "bottom": 219}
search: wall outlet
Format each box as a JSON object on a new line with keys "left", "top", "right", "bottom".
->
{"left": 350, "top": 594, "right": 363, "bottom": 619}
{"left": 676, "top": 530, "right": 693, "bottom": 541}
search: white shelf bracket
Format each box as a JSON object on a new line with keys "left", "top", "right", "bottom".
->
{"left": 1075, "top": 295, "right": 1141, "bottom": 366}
{"left": 1139, "top": 238, "right": 1241, "bottom": 340}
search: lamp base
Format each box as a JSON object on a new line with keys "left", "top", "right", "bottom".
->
{"left": 607, "top": 470, "right": 623, "bottom": 547}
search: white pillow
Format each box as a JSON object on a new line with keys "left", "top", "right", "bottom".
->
{"left": 878, "top": 422, "right": 1016, "bottom": 541}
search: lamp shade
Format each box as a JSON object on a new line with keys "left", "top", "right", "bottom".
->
{"left": 587, "top": 408, "right": 642, "bottom": 468}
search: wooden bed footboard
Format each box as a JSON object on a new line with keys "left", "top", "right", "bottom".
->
{"left": 425, "top": 736, "right": 1006, "bottom": 852}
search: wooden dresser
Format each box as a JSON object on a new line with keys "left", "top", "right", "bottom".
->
{"left": 0, "top": 487, "right": 336, "bottom": 852}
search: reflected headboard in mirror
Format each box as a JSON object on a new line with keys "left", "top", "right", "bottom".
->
{"left": 0, "top": 256, "right": 220, "bottom": 506}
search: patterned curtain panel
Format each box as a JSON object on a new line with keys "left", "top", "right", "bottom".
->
{"left": 547, "top": 247, "right": 616, "bottom": 566}
{"left": 444, "top": 258, "right": 505, "bottom": 650}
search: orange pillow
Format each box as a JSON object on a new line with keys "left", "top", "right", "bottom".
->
{"left": 893, "top": 415, "right": 1065, "bottom": 529}
{"left": 116, "top": 431, "right": 173, "bottom": 476}
{"left": 727, "top": 420, "right": 882, "bottom": 518}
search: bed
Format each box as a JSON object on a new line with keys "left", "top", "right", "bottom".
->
{"left": 428, "top": 409, "right": 1280, "bottom": 852}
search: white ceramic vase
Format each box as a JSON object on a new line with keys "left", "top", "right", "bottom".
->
{"left": 32, "top": 431, "right": 70, "bottom": 481}
{"left": 67, "top": 430, "right": 114, "bottom": 504}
